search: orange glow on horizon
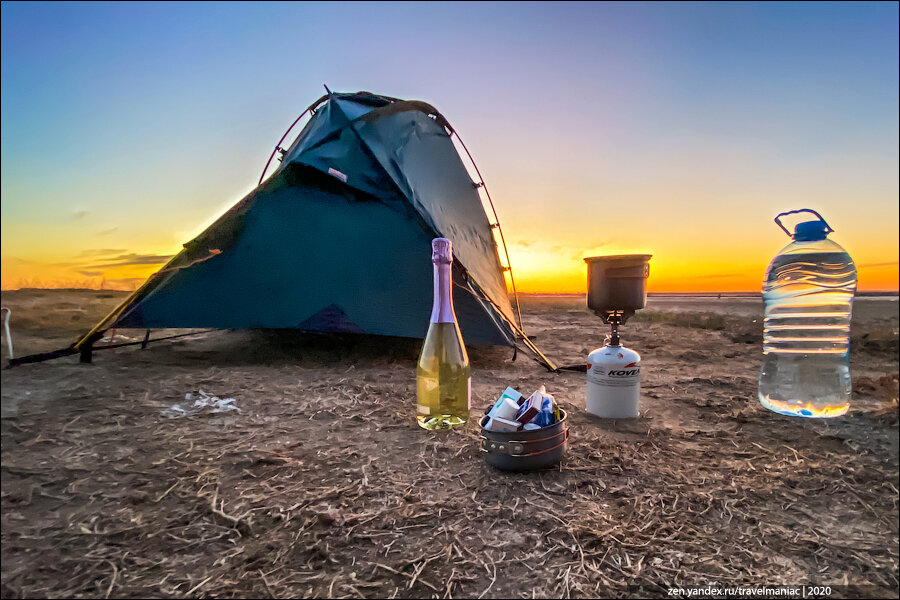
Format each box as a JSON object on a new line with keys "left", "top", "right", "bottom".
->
{"left": 1, "top": 257, "right": 165, "bottom": 292}
{"left": 504, "top": 252, "right": 899, "bottom": 294}
{"left": 3, "top": 253, "right": 897, "bottom": 293}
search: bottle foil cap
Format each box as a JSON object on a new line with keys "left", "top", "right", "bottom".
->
{"left": 432, "top": 238, "right": 452, "bottom": 264}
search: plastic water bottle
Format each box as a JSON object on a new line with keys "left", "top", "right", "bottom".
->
{"left": 758, "top": 209, "right": 857, "bottom": 417}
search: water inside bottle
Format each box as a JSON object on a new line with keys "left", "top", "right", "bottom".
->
{"left": 759, "top": 354, "right": 851, "bottom": 417}
{"left": 759, "top": 250, "right": 856, "bottom": 417}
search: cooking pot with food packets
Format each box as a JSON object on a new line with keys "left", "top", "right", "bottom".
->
{"left": 479, "top": 409, "right": 569, "bottom": 472}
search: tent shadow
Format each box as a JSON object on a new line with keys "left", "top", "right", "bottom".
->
{"left": 137, "top": 328, "right": 515, "bottom": 370}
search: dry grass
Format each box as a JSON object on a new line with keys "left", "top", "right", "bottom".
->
{"left": 1, "top": 291, "right": 898, "bottom": 598}
{"left": 0, "top": 289, "right": 131, "bottom": 357}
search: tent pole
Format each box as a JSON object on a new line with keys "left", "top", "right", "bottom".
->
{"left": 258, "top": 106, "right": 313, "bottom": 185}
{"left": 450, "top": 132, "right": 524, "bottom": 334}
{"left": 458, "top": 277, "right": 557, "bottom": 372}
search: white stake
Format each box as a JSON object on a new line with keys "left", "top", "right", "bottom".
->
{"left": 1, "top": 307, "right": 12, "bottom": 359}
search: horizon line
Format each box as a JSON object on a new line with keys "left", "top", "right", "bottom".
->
{"left": 2, "top": 287, "right": 898, "bottom": 296}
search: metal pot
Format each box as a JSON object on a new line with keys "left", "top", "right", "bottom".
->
{"left": 584, "top": 254, "right": 652, "bottom": 314}
{"left": 479, "top": 409, "right": 569, "bottom": 472}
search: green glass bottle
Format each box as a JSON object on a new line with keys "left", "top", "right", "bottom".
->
{"left": 416, "top": 238, "right": 471, "bottom": 430}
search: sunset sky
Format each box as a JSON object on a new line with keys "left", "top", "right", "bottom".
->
{"left": 2, "top": 1, "right": 898, "bottom": 293}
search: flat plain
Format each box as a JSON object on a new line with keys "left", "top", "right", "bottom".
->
{"left": 1, "top": 290, "right": 897, "bottom": 598}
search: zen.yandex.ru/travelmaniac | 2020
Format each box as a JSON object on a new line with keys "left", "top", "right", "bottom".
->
{"left": 665, "top": 585, "right": 833, "bottom": 598}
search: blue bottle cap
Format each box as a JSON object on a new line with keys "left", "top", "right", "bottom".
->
{"left": 793, "top": 220, "right": 828, "bottom": 242}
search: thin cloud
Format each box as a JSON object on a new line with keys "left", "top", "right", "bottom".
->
{"left": 97, "top": 226, "right": 119, "bottom": 236}
{"left": 691, "top": 273, "right": 742, "bottom": 279}
{"left": 71, "top": 210, "right": 89, "bottom": 220}
{"left": 858, "top": 261, "right": 899, "bottom": 268}
{"left": 77, "top": 249, "right": 128, "bottom": 257}
{"left": 578, "top": 242, "right": 612, "bottom": 259}
{"left": 512, "top": 240, "right": 612, "bottom": 261}
{"left": 88, "top": 253, "right": 173, "bottom": 268}
{"left": 77, "top": 270, "right": 104, "bottom": 277}
{"left": 4, "top": 256, "right": 78, "bottom": 268}
{"left": 573, "top": 247, "right": 611, "bottom": 260}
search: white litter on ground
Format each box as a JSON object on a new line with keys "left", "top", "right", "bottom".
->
{"left": 161, "top": 390, "right": 239, "bottom": 419}
{"left": 99, "top": 329, "right": 136, "bottom": 343}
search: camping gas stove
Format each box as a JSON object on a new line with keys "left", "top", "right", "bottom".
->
{"left": 583, "top": 255, "right": 651, "bottom": 419}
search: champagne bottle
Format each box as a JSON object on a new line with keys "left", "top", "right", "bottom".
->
{"left": 416, "top": 238, "right": 471, "bottom": 430}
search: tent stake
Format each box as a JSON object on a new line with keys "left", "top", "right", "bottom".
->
{"left": 141, "top": 329, "right": 151, "bottom": 349}
{"left": 79, "top": 343, "right": 93, "bottom": 364}
{"left": 2, "top": 307, "right": 12, "bottom": 359}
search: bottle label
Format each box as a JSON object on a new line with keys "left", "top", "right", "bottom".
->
{"left": 417, "top": 375, "right": 438, "bottom": 415}
{"left": 587, "top": 364, "right": 641, "bottom": 387}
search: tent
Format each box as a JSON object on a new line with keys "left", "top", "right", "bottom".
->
{"left": 69, "top": 90, "right": 554, "bottom": 369}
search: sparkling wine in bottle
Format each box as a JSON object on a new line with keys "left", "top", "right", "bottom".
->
{"left": 416, "top": 238, "right": 471, "bottom": 430}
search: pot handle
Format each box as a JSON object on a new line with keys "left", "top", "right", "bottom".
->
{"left": 480, "top": 428, "right": 568, "bottom": 456}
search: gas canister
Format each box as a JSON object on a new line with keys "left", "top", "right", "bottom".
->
{"left": 586, "top": 343, "right": 641, "bottom": 418}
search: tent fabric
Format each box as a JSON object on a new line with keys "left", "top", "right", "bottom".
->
{"left": 77, "top": 91, "right": 528, "bottom": 350}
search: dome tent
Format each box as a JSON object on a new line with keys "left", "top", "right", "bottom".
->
{"left": 64, "top": 90, "right": 555, "bottom": 370}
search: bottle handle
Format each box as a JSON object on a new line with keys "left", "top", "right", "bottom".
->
{"left": 773, "top": 209, "right": 833, "bottom": 238}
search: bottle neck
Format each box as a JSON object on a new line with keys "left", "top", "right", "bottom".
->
{"left": 430, "top": 262, "right": 456, "bottom": 323}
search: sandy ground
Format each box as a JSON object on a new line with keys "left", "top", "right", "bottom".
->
{"left": 1, "top": 290, "right": 898, "bottom": 598}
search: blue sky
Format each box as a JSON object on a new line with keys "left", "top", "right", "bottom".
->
{"left": 2, "top": 1, "right": 898, "bottom": 290}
